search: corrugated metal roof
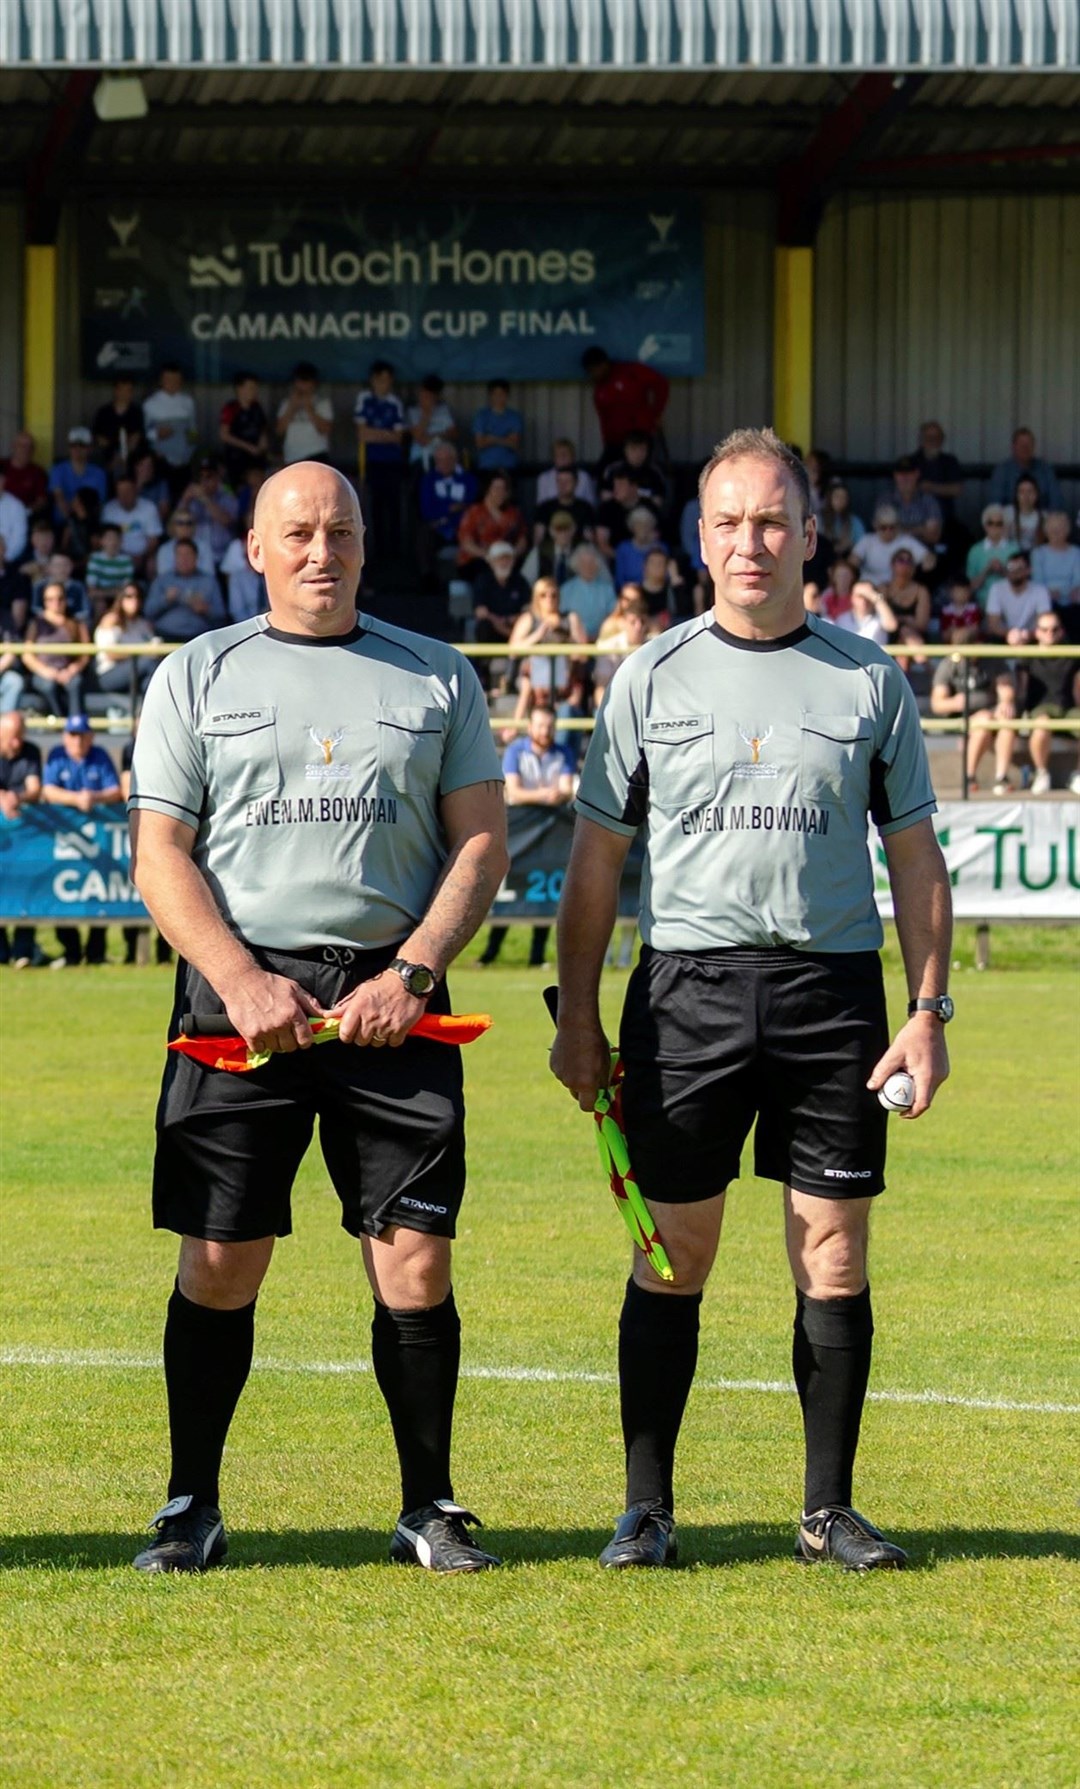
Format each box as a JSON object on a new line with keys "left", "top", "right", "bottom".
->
{"left": 1, "top": 0, "right": 1076, "bottom": 73}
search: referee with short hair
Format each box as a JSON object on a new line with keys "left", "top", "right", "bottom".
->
{"left": 128, "top": 463, "right": 508, "bottom": 1574}
{"left": 551, "top": 428, "right": 952, "bottom": 1571}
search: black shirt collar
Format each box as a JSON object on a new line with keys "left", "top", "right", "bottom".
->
{"left": 263, "top": 616, "right": 366, "bottom": 648}
{"left": 707, "top": 616, "right": 811, "bottom": 653}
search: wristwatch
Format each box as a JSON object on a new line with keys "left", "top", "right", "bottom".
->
{"left": 386, "top": 957, "right": 438, "bottom": 999}
{"left": 908, "top": 995, "right": 955, "bottom": 1023}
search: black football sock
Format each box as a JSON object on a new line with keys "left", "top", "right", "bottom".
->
{"left": 164, "top": 1280, "right": 256, "bottom": 1508}
{"left": 619, "top": 1277, "right": 702, "bottom": 1514}
{"left": 793, "top": 1285, "right": 874, "bottom": 1514}
{"left": 372, "top": 1291, "right": 460, "bottom": 1517}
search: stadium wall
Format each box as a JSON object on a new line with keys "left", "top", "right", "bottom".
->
{"left": 0, "top": 196, "right": 25, "bottom": 447}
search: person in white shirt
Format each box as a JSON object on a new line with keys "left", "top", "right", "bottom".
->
{"left": 535, "top": 438, "right": 597, "bottom": 509}
{"left": 985, "top": 553, "right": 1053, "bottom": 644}
{"left": 276, "top": 361, "right": 334, "bottom": 464}
{"left": 406, "top": 375, "right": 458, "bottom": 471}
{"left": 834, "top": 580, "right": 894, "bottom": 646}
{"left": 142, "top": 365, "right": 198, "bottom": 496}
{"left": 102, "top": 474, "right": 163, "bottom": 568}
{"left": 0, "top": 470, "right": 28, "bottom": 562}
{"left": 849, "top": 507, "right": 934, "bottom": 587}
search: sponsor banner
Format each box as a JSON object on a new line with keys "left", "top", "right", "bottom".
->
{"left": 80, "top": 200, "right": 705, "bottom": 383}
{"left": 0, "top": 809, "right": 143, "bottom": 920}
{"left": 874, "top": 800, "right": 1080, "bottom": 920}
{"left": 3, "top": 801, "right": 1076, "bottom": 925}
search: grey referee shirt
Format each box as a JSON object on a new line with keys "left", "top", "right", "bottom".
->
{"left": 129, "top": 613, "right": 502, "bottom": 950}
{"left": 576, "top": 613, "right": 936, "bottom": 953}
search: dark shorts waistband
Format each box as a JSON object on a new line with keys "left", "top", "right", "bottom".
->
{"left": 247, "top": 941, "right": 402, "bottom": 967}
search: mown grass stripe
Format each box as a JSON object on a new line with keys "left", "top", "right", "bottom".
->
{"left": 2, "top": 1345, "right": 1075, "bottom": 1415}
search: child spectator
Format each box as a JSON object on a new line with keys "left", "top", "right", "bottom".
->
{"left": 817, "top": 560, "right": 856, "bottom": 623}
{"left": 937, "top": 580, "right": 983, "bottom": 643}
{"left": 86, "top": 525, "right": 135, "bottom": 618}
{"left": 218, "top": 372, "right": 269, "bottom": 490}
{"left": 834, "top": 581, "right": 895, "bottom": 646}
{"left": 407, "top": 374, "right": 457, "bottom": 472}
{"left": 92, "top": 378, "right": 144, "bottom": 475}
{"left": 276, "top": 362, "right": 333, "bottom": 465}
{"left": 354, "top": 360, "right": 406, "bottom": 569}
{"left": 471, "top": 379, "right": 524, "bottom": 472}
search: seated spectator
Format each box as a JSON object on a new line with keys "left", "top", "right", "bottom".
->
{"left": 988, "top": 428, "right": 1063, "bottom": 512}
{"left": 129, "top": 447, "right": 171, "bottom": 522}
{"left": 93, "top": 583, "right": 158, "bottom": 699}
{"left": 818, "top": 479, "right": 866, "bottom": 561}
{"left": 471, "top": 541, "right": 530, "bottom": 686}
{"left": 1032, "top": 513, "right": 1080, "bottom": 608}
{"left": 598, "top": 433, "right": 669, "bottom": 513}
{"left": 48, "top": 428, "right": 108, "bottom": 530}
{"left": 803, "top": 448, "right": 833, "bottom": 523}
{"left": 417, "top": 440, "right": 477, "bottom": 585}
{"left": 476, "top": 706, "right": 575, "bottom": 970}
{"left": 1019, "top": 613, "right": 1080, "bottom": 794}
{"left": 614, "top": 507, "right": 669, "bottom": 588}
{"left": 966, "top": 506, "right": 1021, "bottom": 612}
{"left": 834, "top": 581, "right": 895, "bottom": 646}
{"left": 1004, "top": 474, "right": 1046, "bottom": 555}
{"left": 911, "top": 420, "right": 964, "bottom": 526}
{"left": 407, "top": 374, "right": 457, "bottom": 473}
{"left": 985, "top": 552, "right": 1052, "bottom": 644}
{"left": 276, "top": 361, "right": 333, "bottom": 465}
{"left": 816, "top": 560, "right": 856, "bottom": 624}
{"left": 594, "top": 588, "right": 650, "bottom": 697}
{"left": 354, "top": 359, "right": 407, "bottom": 568}
{"left": 92, "top": 377, "right": 144, "bottom": 476}
{"left": 877, "top": 456, "right": 943, "bottom": 549}
{"left": 595, "top": 467, "right": 658, "bottom": 564}
{"left": 0, "top": 710, "right": 43, "bottom": 967}
{"left": 236, "top": 464, "right": 269, "bottom": 532}
{"left": 0, "top": 617, "right": 28, "bottom": 713}
{"left": 144, "top": 539, "right": 226, "bottom": 641}
{"left": 86, "top": 525, "right": 135, "bottom": 620}
{"left": 155, "top": 507, "right": 215, "bottom": 578}
{"left": 22, "top": 583, "right": 90, "bottom": 716}
{"left": 456, "top": 473, "right": 527, "bottom": 578}
{"left": 102, "top": 472, "right": 163, "bottom": 569}
{"left": 877, "top": 549, "right": 932, "bottom": 654}
{"left": 930, "top": 623, "right": 1018, "bottom": 795}
{"left": 936, "top": 579, "right": 983, "bottom": 644}
{"left": 0, "top": 535, "right": 31, "bottom": 637}
{"left": 0, "top": 467, "right": 29, "bottom": 562}
{"left": 582, "top": 345, "right": 669, "bottom": 467}
{"left": 521, "top": 510, "right": 582, "bottom": 587}
{"left": 471, "top": 379, "right": 523, "bottom": 473}
{"left": 177, "top": 455, "right": 239, "bottom": 566}
{"left": 220, "top": 536, "right": 266, "bottom": 623}
{"left": 42, "top": 714, "right": 123, "bottom": 967}
{"left": 1, "top": 431, "right": 48, "bottom": 517}
{"left": 559, "top": 543, "right": 615, "bottom": 642}
{"left": 507, "top": 577, "right": 586, "bottom": 722}
{"left": 850, "top": 506, "right": 933, "bottom": 586}
{"left": 639, "top": 546, "right": 685, "bottom": 623}
{"left": 61, "top": 483, "right": 103, "bottom": 569}
{"left": 218, "top": 372, "right": 269, "bottom": 490}
{"left": 22, "top": 520, "right": 56, "bottom": 586}
{"left": 143, "top": 363, "right": 198, "bottom": 498}
{"left": 32, "top": 555, "right": 90, "bottom": 625}
{"left": 536, "top": 439, "right": 597, "bottom": 509}
{"left": 533, "top": 465, "right": 596, "bottom": 545}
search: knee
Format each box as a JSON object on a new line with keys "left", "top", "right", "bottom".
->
{"left": 177, "top": 1238, "right": 271, "bottom": 1310}
{"left": 632, "top": 1246, "right": 713, "bottom": 1298}
{"left": 797, "top": 1227, "right": 868, "bottom": 1300}
{"left": 373, "top": 1231, "right": 452, "bottom": 1311}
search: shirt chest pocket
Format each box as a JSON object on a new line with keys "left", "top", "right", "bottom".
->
{"left": 200, "top": 707, "right": 281, "bottom": 801}
{"left": 799, "top": 713, "right": 872, "bottom": 806}
{"left": 642, "top": 716, "right": 716, "bottom": 809}
{"left": 377, "top": 706, "right": 444, "bottom": 796}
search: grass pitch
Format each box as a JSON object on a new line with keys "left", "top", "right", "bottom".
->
{"left": 1, "top": 927, "right": 1077, "bottom": 1788}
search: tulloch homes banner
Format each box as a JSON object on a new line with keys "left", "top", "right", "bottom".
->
{"left": 80, "top": 198, "right": 706, "bottom": 384}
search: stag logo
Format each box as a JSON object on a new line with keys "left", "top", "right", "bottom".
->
{"left": 733, "top": 724, "right": 779, "bottom": 779}
{"left": 649, "top": 214, "right": 676, "bottom": 245}
{"left": 108, "top": 213, "right": 140, "bottom": 249}
{"left": 306, "top": 727, "right": 350, "bottom": 780}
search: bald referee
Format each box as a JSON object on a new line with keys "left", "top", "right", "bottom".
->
{"left": 128, "top": 462, "right": 508, "bottom": 1574}
{"left": 551, "top": 428, "right": 951, "bottom": 1571}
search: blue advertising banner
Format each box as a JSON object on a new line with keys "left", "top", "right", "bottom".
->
{"left": 81, "top": 199, "right": 705, "bottom": 384}
{"left": 0, "top": 809, "right": 146, "bottom": 920}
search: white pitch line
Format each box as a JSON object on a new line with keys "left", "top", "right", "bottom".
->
{"left": 1, "top": 1345, "right": 1076, "bottom": 1416}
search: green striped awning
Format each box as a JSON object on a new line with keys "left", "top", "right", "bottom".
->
{"left": 2, "top": 0, "right": 1076, "bottom": 72}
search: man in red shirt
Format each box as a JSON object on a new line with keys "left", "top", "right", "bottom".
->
{"left": 1, "top": 431, "right": 49, "bottom": 515}
{"left": 582, "top": 347, "right": 670, "bottom": 466}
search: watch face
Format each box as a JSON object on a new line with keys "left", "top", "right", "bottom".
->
{"left": 404, "top": 964, "right": 435, "bottom": 995}
{"left": 939, "top": 995, "right": 955, "bottom": 1022}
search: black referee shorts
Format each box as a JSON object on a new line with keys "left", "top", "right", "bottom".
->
{"left": 619, "top": 946, "right": 890, "bottom": 1203}
{"left": 152, "top": 943, "right": 466, "bottom": 1243}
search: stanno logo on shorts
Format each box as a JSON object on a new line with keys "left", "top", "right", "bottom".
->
{"left": 823, "top": 1168, "right": 873, "bottom": 1179}
{"left": 398, "top": 1197, "right": 448, "bottom": 1215}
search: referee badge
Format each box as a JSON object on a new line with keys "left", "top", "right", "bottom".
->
{"left": 734, "top": 724, "right": 779, "bottom": 779}
{"left": 306, "top": 726, "right": 350, "bottom": 781}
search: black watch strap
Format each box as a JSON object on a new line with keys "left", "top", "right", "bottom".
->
{"left": 908, "top": 995, "right": 954, "bottom": 1022}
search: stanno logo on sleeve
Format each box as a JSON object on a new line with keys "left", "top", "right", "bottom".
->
{"left": 306, "top": 726, "right": 350, "bottom": 780}
{"left": 733, "top": 724, "right": 779, "bottom": 779}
